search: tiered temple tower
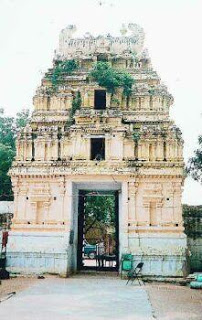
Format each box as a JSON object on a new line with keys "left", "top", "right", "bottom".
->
{"left": 7, "top": 24, "right": 187, "bottom": 277}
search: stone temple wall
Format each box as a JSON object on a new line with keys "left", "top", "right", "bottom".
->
{"left": 7, "top": 23, "right": 187, "bottom": 277}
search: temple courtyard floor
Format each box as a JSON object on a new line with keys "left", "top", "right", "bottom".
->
{"left": 0, "top": 275, "right": 202, "bottom": 319}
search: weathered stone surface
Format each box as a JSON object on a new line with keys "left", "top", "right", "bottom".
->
{"left": 7, "top": 24, "right": 187, "bottom": 277}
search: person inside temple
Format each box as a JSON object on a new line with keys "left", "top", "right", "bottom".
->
{"left": 96, "top": 238, "right": 105, "bottom": 268}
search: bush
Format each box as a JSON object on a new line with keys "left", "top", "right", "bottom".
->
{"left": 90, "top": 62, "right": 134, "bottom": 96}
{"left": 52, "top": 59, "right": 78, "bottom": 88}
{"left": 66, "top": 91, "right": 82, "bottom": 127}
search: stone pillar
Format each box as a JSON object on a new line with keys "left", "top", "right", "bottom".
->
{"left": 43, "top": 202, "right": 50, "bottom": 223}
{"left": 156, "top": 202, "right": 163, "bottom": 226}
{"left": 25, "top": 139, "right": 33, "bottom": 160}
{"left": 46, "top": 140, "right": 52, "bottom": 160}
{"left": 20, "top": 140, "right": 25, "bottom": 161}
{"left": 143, "top": 202, "right": 150, "bottom": 226}
{"left": 173, "top": 182, "right": 183, "bottom": 227}
{"left": 85, "top": 138, "right": 91, "bottom": 160}
{"left": 138, "top": 142, "right": 143, "bottom": 160}
{"left": 143, "top": 142, "right": 149, "bottom": 160}
{"left": 174, "top": 140, "right": 178, "bottom": 160}
{"left": 149, "top": 96, "right": 153, "bottom": 110}
{"left": 35, "top": 139, "right": 43, "bottom": 161}
{"left": 72, "top": 136, "right": 77, "bottom": 160}
{"left": 89, "top": 90, "right": 94, "bottom": 108}
{"left": 19, "top": 183, "right": 28, "bottom": 222}
{"left": 84, "top": 91, "right": 89, "bottom": 107}
{"left": 11, "top": 178, "right": 19, "bottom": 225}
{"left": 15, "top": 140, "right": 21, "bottom": 161}
{"left": 59, "top": 177, "right": 66, "bottom": 222}
{"left": 120, "top": 182, "right": 129, "bottom": 253}
{"left": 30, "top": 202, "right": 37, "bottom": 223}
{"left": 105, "top": 134, "right": 110, "bottom": 160}
{"left": 64, "top": 180, "right": 72, "bottom": 228}
{"left": 156, "top": 140, "right": 164, "bottom": 161}
{"left": 51, "top": 137, "right": 59, "bottom": 160}
{"left": 168, "top": 140, "right": 174, "bottom": 160}
{"left": 128, "top": 182, "right": 138, "bottom": 226}
{"left": 106, "top": 93, "right": 111, "bottom": 108}
{"left": 178, "top": 141, "right": 183, "bottom": 160}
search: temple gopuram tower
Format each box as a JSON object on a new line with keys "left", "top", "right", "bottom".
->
{"left": 7, "top": 24, "right": 187, "bottom": 278}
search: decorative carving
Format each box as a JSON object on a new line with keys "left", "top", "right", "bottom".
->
{"left": 10, "top": 24, "right": 185, "bottom": 249}
{"left": 55, "top": 23, "right": 146, "bottom": 60}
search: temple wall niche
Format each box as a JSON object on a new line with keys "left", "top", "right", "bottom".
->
{"left": 61, "top": 138, "right": 73, "bottom": 160}
{"left": 33, "top": 86, "right": 171, "bottom": 115}
{"left": 15, "top": 132, "right": 183, "bottom": 163}
{"left": 72, "top": 135, "right": 89, "bottom": 160}
{"left": 134, "top": 180, "right": 183, "bottom": 228}
{"left": 123, "top": 140, "right": 135, "bottom": 159}
{"left": 142, "top": 96, "right": 150, "bottom": 110}
{"left": 108, "top": 135, "right": 123, "bottom": 160}
{"left": 12, "top": 180, "right": 66, "bottom": 227}
{"left": 135, "top": 183, "right": 148, "bottom": 225}
{"left": 33, "top": 95, "right": 72, "bottom": 111}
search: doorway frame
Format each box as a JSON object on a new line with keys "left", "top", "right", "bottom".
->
{"left": 77, "top": 189, "right": 119, "bottom": 271}
{"left": 69, "top": 181, "right": 123, "bottom": 273}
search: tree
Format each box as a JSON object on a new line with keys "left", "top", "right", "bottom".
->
{"left": 84, "top": 193, "right": 115, "bottom": 244}
{"left": 0, "top": 143, "right": 15, "bottom": 200}
{"left": 0, "top": 108, "right": 15, "bottom": 148}
{"left": 16, "top": 109, "right": 30, "bottom": 129}
{"left": 187, "top": 135, "right": 202, "bottom": 182}
{"left": 0, "top": 108, "right": 30, "bottom": 200}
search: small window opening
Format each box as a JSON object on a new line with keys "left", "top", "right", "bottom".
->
{"left": 58, "top": 141, "right": 61, "bottom": 161}
{"left": 44, "top": 143, "right": 48, "bottom": 161}
{"left": 163, "top": 141, "right": 166, "bottom": 161}
{"left": 94, "top": 90, "right": 106, "bottom": 110}
{"left": 150, "top": 96, "right": 153, "bottom": 110}
{"left": 135, "top": 141, "right": 138, "bottom": 160}
{"left": 31, "top": 133, "right": 36, "bottom": 161}
{"left": 91, "top": 138, "right": 105, "bottom": 160}
{"left": 97, "top": 54, "right": 108, "bottom": 62}
{"left": 47, "top": 96, "right": 50, "bottom": 111}
{"left": 138, "top": 97, "right": 141, "bottom": 109}
{"left": 149, "top": 144, "right": 152, "bottom": 161}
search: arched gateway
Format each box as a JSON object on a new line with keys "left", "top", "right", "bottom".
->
{"left": 7, "top": 24, "right": 187, "bottom": 278}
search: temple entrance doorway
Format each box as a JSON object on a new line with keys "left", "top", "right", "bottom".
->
{"left": 77, "top": 190, "right": 119, "bottom": 271}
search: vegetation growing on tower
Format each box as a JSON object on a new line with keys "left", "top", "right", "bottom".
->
{"left": 66, "top": 91, "right": 82, "bottom": 127}
{"left": 90, "top": 62, "right": 135, "bottom": 97}
{"left": 51, "top": 59, "right": 79, "bottom": 89}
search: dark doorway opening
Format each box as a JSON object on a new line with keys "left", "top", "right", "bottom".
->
{"left": 91, "top": 138, "right": 105, "bottom": 160}
{"left": 94, "top": 90, "right": 106, "bottom": 110}
{"left": 77, "top": 190, "right": 119, "bottom": 271}
{"left": 97, "top": 54, "right": 108, "bottom": 62}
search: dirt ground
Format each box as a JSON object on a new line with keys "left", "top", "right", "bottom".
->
{"left": 0, "top": 277, "right": 37, "bottom": 300}
{"left": 146, "top": 282, "right": 202, "bottom": 320}
{"left": 0, "top": 277, "right": 202, "bottom": 319}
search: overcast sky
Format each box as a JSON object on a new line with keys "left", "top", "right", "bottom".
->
{"left": 0, "top": 0, "right": 201, "bottom": 204}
